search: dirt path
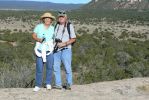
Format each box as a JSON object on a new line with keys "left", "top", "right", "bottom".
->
{"left": 0, "top": 78, "right": 149, "bottom": 100}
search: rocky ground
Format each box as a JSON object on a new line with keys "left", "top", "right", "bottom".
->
{"left": 1, "top": 78, "right": 149, "bottom": 100}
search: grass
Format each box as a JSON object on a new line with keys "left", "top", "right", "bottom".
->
{"left": 137, "top": 85, "right": 149, "bottom": 93}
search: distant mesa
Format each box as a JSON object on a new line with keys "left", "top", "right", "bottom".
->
{"left": 83, "top": 0, "right": 149, "bottom": 10}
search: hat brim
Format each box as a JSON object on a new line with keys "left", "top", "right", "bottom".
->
{"left": 40, "top": 16, "right": 56, "bottom": 20}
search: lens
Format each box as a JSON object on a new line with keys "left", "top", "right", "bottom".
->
{"left": 58, "top": 11, "right": 66, "bottom": 14}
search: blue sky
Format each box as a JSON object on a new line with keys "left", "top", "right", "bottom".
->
{"left": 20, "top": 0, "right": 92, "bottom": 4}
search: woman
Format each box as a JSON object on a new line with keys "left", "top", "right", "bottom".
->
{"left": 32, "top": 12, "right": 55, "bottom": 92}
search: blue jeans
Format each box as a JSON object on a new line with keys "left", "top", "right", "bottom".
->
{"left": 35, "top": 53, "right": 53, "bottom": 87}
{"left": 53, "top": 48, "right": 72, "bottom": 86}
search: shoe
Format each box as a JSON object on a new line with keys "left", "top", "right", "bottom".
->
{"left": 33, "top": 86, "right": 40, "bottom": 92}
{"left": 46, "top": 84, "right": 52, "bottom": 90}
{"left": 62, "top": 83, "right": 72, "bottom": 90}
{"left": 65, "top": 84, "right": 71, "bottom": 90}
{"left": 53, "top": 85, "right": 62, "bottom": 90}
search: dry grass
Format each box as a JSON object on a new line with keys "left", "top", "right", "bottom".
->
{"left": 137, "top": 85, "right": 149, "bottom": 93}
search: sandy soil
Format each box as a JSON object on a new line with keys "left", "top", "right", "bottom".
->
{"left": 0, "top": 78, "right": 149, "bottom": 100}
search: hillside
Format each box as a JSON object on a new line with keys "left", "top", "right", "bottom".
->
{"left": 0, "top": 1, "right": 83, "bottom": 11}
{"left": 1, "top": 78, "right": 149, "bottom": 100}
{"left": 82, "top": 0, "right": 149, "bottom": 10}
{"left": 0, "top": 10, "right": 149, "bottom": 88}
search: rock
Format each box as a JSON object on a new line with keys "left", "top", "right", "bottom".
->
{"left": 0, "top": 78, "right": 149, "bottom": 100}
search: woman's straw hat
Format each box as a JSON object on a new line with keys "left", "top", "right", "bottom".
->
{"left": 40, "top": 12, "right": 55, "bottom": 20}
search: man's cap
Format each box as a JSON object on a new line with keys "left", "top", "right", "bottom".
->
{"left": 58, "top": 10, "right": 67, "bottom": 17}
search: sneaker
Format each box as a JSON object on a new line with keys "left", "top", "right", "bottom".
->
{"left": 53, "top": 85, "right": 62, "bottom": 90}
{"left": 33, "top": 86, "right": 40, "bottom": 92}
{"left": 65, "top": 84, "right": 71, "bottom": 90}
{"left": 46, "top": 84, "right": 52, "bottom": 90}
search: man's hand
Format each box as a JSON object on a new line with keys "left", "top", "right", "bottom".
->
{"left": 57, "top": 42, "right": 67, "bottom": 48}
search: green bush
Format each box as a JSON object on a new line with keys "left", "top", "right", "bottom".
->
{"left": 0, "top": 10, "right": 149, "bottom": 87}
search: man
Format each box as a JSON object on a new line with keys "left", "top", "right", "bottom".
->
{"left": 53, "top": 11, "right": 76, "bottom": 90}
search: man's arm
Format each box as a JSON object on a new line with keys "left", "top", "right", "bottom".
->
{"left": 67, "top": 24, "right": 76, "bottom": 45}
{"left": 57, "top": 24, "right": 76, "bottom": 48}
{"left": 65, "top": 38, "right": 76, "bottom": 46}
{"left": 57, "top": 38, "right": 76, "bottom": 48}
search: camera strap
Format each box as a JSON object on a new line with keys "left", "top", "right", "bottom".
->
{"left": 55, "top": 22, "right": 68, "bottom": 41}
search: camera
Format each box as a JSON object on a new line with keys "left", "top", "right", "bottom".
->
{"left": 55, "top": 38, "right": 62, "bottom": 43}
{"left": 53, "top": 38, "right": 62, "bottom": 53}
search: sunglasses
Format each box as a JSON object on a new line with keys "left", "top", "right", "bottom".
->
{"left": 58, "top": 11, "right": 66, "bottom": 14}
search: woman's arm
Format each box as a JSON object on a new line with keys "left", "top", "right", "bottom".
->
{"left": 32, "top": 33, "right": 43, "bottom": 43}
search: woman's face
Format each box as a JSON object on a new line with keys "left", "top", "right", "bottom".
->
{"left": 58, "top": 16, "right": 67, "bottom": 24}
{"left": 43, "top": 17, "right": 52, "bottom": 25}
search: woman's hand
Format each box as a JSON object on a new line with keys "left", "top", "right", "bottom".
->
{"left": 38, "top": 38, "right": 43, "bottom": 43}
{"left": 32, "top": 33, "right": 43, "bottom": 43}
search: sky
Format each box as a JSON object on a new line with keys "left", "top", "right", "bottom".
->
{"left": 9, "top": 0, "right": 92, "bottom": 4}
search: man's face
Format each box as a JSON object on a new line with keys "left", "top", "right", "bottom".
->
{"left": 58, "top": 16, "right": 67, "bottom": 24}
